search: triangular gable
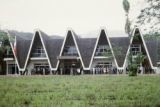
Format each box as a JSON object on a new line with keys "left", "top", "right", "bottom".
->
{"left": 6, "top": 31, "right": 22, "bottom": 71}
{"left": 77, "top": 38, "right": 97, "bottom": 68}
{"left": 16, "top": 36, "right": 31, "bottom": 68}
{"left": 24, "top": 30, "right": 51, "bottom": 71}
{"left": 61, "top": 31, "right": 78, "bottom": 55}
{"left": 46, "top": 38, "right": 63, "bottom": 69}
{"left": 38, "top": 30, "right": 52, "bottom": 70}
{"left": 57, "top": 29, "right": 85, "bottom": 70}
{"left": 89, "top": 28, "right": 118, "bottom": 69}
{"left": 109, "top": 37, "right": 130, "bottom": 67}
{"left": 39, "top": 31, "right": 64, "bottom": 69}
{"left": 123, "top": 27, "right": 154, "bottom": 69}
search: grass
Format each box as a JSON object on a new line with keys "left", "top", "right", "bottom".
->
{"left": 0, "top": 75, "right": 160, "bottom": 107}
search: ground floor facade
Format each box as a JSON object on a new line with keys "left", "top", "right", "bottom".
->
{"left": 4, "top": 58, "right": 159, "bottom": 75}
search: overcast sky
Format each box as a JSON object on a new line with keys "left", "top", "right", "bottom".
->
{"left": 0, "top": 0, "right": 145, "bottom": 37}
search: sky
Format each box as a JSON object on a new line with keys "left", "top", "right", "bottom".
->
{"left": 0, "top": 0, "right": 145, "bottom": 37}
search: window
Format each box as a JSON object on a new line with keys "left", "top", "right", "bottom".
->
{"left": 130, "top": 44, "right": 141, "bottom": 55}
{"left": 95, "top": 45, "right": 111, "bottom": 56}
{"left": 6, "top": 47, "right": 14, "bottom": 57}
{"left": 31, "top": 47, "right": 46, "bottom": 57}
{"left": 63, "top": 46, "right": 78, "bottom": 56}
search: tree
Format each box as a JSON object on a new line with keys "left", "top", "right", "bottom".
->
{"left": 123, "top": 0, "right": 131, "bottom": 36}
{"left": 128, "top": 52, "right": 146, "bottom": 76}
{"left": 137, "top": 0, "right": 160, "bottom": 33}
{"left": 0, "top": 31, "right": 10, "bottom": 74}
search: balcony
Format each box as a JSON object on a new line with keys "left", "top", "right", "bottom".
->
{"left": 31, "top": 53, "right": 46, "bottom": 57}
{"left": 4, "top": 54, "right": 14, "bottom": 58}
{"left": 62, "top": 52, "right": 78, "bottom": 56}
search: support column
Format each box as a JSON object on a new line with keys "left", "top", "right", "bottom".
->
{"left": 50, "top": 69, "right": 52, "bottom": 75}
{"left": 81, "top": 70, "right": 83, "bottom": 75}
{"left": 43, "top": 68, "right": 45, "bottom": 75}
{"left": 28, "top": 69, "right": 31, "bottom": 75}
{"left": 6, "top": 62, "right": 8, "bottom": 75}
{"left": 70, "top": 68, "right": 73, "bottom": 75}
{"left": 60, "top": 68, "right": 63, "bottom": 75}
{"left": 93, "top": 68, "right": 95, "bottom": 75}
{"left": 123, "top": 68, "right": 126, "bottom": 74}
{"left": 15, "top": 63, "right": 17, "bottom": 75}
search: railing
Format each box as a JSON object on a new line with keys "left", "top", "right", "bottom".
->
{"left": 62, "top": 53, "right": 78, "bottom": 56}
{"left": 4, "top": 54, "right": 14, "bottom": 58}
{"left": 31, "top": 53, "right": 46, "bottom": 57}
{"left": 95, "top": 52, "right": 111, "bottom": 56}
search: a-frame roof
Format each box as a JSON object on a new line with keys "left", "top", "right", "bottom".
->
{"left": 123, "top": 27, "right": 155, "bottom": 69}
{"left": 57, "top": 29, "right": 86, "bottom": 69}
{"left": 76, "top": 38, "right": 97, "bottom": 68}
{"left": 6, "top": 27, "right": 160, "bottom": 71}
{"left": 7, "top": 31, "right": 32, "bottom": 70}
{"left": 143, "top": 35, "right": 160, "bottom": 67}
{"left": 23, "top": 30, "right": 52, "bottom": 71}
{"left": 109, "top": 37, "right": 130, "bottom": 67}
{"left": 89, "top": 28, "right": 118, "bottom": 69}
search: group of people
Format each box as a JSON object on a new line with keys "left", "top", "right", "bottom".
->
{"left": 91, "top": 67, "right": 117, "bottom": 74}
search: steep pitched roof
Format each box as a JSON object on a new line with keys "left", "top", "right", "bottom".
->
{"left": 123, "top": 27, "right": 154, "bottom": 69}
{"left": 37, "top": 30, "right": 64, "bottom": 69}
{"left": 76, "top": 38, "right": 97, "bottom": 68}
{"left": 109, "top": 37, "right": 130, "bottom": 67}
{"left": 89, "top": 28, "right": 118, "bottom": 68}
{"left": 46, "top": 38, "right": 63, "bottom": 68}
{"left": 58, "top": 29, "right": 86, "bottom": 69}
{"left": 23, "top": 31, "right": 52, "bottom": 71}
{"left": 7, "top": 31, "right": 33, "bottom": 69}
{"left": 144, "top": 38, "right": 160, "bottom": 67}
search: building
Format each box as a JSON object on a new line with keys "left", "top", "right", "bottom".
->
{"left": 3, "top": 27, "right": 160, "bottom": 75}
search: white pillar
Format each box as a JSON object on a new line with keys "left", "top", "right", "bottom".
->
{"left": 15, "top": 62, "right": 17, "bottom": 75}
{"left": 6, "top": 62, "right": 8, "bottom": 75}
{"left": 123, "top": 68, "right": 126, "bottom": 74}
{"left": 43, "top": 68, "right": 45, "bottom": 75}
{"left": 50, "top": 69, "right": 52, "bottom": 75}
{"left": 81, "top": 70, "right": 83, "bottom": 75}
{"left": 93, "top": 68, "right": 95, "bottom": 75}
{"left": 60, "top": 68, "right": 63, "bottom": 75}
{"left": 70, "top": 68, "right": 73, "bottom": 75}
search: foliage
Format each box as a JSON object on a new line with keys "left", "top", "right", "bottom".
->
{"left": 102, "top": 50, "right": 113, "bottom": 60}
{"left": 0, "top": 31, "right": 10, "bottom": 55}
{"left": 137, "top": 0, "right": 160, "bottom": 33}
{"left": 122, "top": 0, "right": 131, "bottom": 35}
{"left": 128, "top": 52, "right": 146, "bottom": 76}
{"left": 128, "top": 63, "right": 137, "bottom": 76}
{"left": 0, "top": 31, "right": 10, "bottom": 74}
{"left": 0, "top": 76, "right": 160, "bottom": 107}
{"left": 103, "top": 46, "right": 123, "bottom": 60}
{"left": 123, "top": 0, "right": 130, "bottom": 13}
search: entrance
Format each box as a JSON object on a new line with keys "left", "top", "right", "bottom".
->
{"left": 59, "top": 59, "right": 81, "bottom": 75}
{"left": 94, "top": 62, "right": 114, "bottom": 74}
{"left": 33, "top": 63, "right": 50, "bottom": 75}
{"left": 8, "top": 64, "right": 19, "bottom": 74}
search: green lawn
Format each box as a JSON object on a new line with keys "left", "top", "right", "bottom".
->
{"left": 0, "top": 75, "right": 160, "bottom": 107}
